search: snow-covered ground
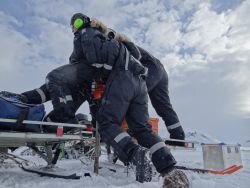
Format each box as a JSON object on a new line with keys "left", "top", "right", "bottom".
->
{"left": 0, "top": 147, "right": 249, "bottom": 188}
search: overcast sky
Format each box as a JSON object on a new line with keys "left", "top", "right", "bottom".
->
{"left": 0, "top": 0, "right": 249, "bottom": 143}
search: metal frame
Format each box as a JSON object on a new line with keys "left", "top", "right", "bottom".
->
{"left": 0, "top": 118, "right": 93, "bottom": 165}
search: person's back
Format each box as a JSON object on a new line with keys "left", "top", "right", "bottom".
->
{"left": 138, "top": 46, "right": 185, "bottom": 145}
{"left": 113, "top": 33, "right": 186, "bottom": 145}
{"left": 137, "top": 46, "right": 164, "bottom": 91}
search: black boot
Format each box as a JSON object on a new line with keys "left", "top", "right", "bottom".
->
{"left": 162, "top": 167, "right": 190, "bottom": 188}
{"left": 130, "top": 146, "right": 152, "bottom": 183}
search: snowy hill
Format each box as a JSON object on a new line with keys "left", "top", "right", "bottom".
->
{"left": 243, "top": 140, "right": 250, "bottom": 147}
{"left": 240, "top": 140, "right": 250, "bottom": 150}
{"left": 185, "top": 131, "right": 221, "bottom": 144}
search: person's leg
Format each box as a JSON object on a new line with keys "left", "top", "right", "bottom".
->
{"left": 149, "top": 70, "right": 185, "bottom": 143}
{"left": 97, "top": 71, "right": 140, "bottom": 163}
{"left": 46, "top": 65, "right": 78, "bottom": 123}
{"left": 43, "top": 92, "right": 86, "bottom": 133}
{"left": 22, "top": 84, "right": 50, "bottom": 104}
{"left": 45, "top": 63, "right": 93, "bottom": 126}
{"left": 126, "top": 78, "right": 176, "bottom": 173}
{"left": 127, "top": 77, "right": 189, "bottom": 187}
{"left": 71, "top": 92, "right": 87, "bottom": 113}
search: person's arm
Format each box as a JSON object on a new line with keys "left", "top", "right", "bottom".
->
{"left": 69, "top": 51, "right": 78, "bottom": 64}
{"left": 69, "top": 32, "right": 82, "bottom": 64}
{"left": 80, "top": 28, "right": 119, "bottom": 79}
{"left": 122, "top": 41, "right": 141, "bottom": 60}
{"left": 114, "top": 33, "right": 141, "bottom": 60}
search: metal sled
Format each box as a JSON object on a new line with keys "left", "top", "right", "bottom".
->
{"left": 0, "top": 118, "right": 93, "bottom": 172}
{"left": 0, "top": 118, "right": 93, "bottom": 146}
{"left": 0, "top": 131, "right": 90, "bottom": 147}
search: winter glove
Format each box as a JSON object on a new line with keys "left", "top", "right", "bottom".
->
{"left": 165, "top": 126, "right": 185, "bottom": 147}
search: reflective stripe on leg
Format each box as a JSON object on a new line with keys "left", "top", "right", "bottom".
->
{"left": 149, "top": 142, "right": 166, "bottom": 156}
{"left": 36, "top": 88, "right": 47, "bottom": 103}
{"left": 167, "top": 122, "right": 181, "bottom": 130}
{"left": 114, "top": 132, "right": 130, "bottom": 143}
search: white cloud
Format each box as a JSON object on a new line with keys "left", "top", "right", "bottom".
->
{"left": 0, "top": 11, "right": 72, "bottom": 92}
{"left": 182, "top": 2, "right": 230, "bottom": 55}
{"left": 0, "top": 11, "right": 30, "bottom": 73}
{"left": 30, "top": 17, "right": 72, "bottom": 64}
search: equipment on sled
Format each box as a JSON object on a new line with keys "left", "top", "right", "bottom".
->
{"left": 0, "top": 91, "right": 45, "bottom": 132}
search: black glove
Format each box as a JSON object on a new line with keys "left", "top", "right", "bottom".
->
{"left": 165, "top": 126, "right": 185, "bottom": 147}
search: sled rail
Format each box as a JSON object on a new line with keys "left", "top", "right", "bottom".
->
{"left": 0, "top": 118, "right": 93, "bottom": 147}
{"left": 0, "top": 131, "right": 91, "bottom": 147}
{"left": 0, "top": 118, "right": 87, "bottom": 129}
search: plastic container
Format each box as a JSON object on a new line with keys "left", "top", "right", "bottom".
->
{"left": 121, "top": 118, "right": 159, "bottom": 135}
{"left": 202, "top": 143, "right": 242, "bottom": 170}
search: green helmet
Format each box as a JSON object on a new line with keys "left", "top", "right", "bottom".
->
{"left": 70, "top": 13, "right": 90, "bottom": 29}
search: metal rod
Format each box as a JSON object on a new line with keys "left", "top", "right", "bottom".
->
{"left": 94, "top": 121, "right": 100, "bottom": 174}
{"left": 164, "top": 138, "right": 199, "bottom": 144}
{"left": 0, "top": 118, "right": 87, "bottom": 129}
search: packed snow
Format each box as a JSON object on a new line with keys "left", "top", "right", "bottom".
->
{"left": 0, "top": 144, "right": 249, "bottom": 188}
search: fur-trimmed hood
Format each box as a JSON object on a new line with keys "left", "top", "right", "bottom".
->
{"left": 90, "top": 18, "right": 108, "bottom": 34}
{"left": 90, "top": 18, "right": 132, "bottom": 43}
{"left": 114, "top": 33, "right": 131, "bottom": 42}
{"left": 90, "top": 18, "right": 141, "bottom": 59}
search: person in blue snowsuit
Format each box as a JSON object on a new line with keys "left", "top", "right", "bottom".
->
{"left": 104, "top": 30, "right": 185, "bottom": 145}
{"left": 68, "top": 13, "right": 189, "bottom": 187}
{"left": 21, "top": 20, "right": 185, "bottom": 146}
{"left": 88, "top": 19, "right": 185, "bottom": 144}
{"left": 138, "top": 46, "right": 185, "bottom": 142}
{"left": 15, "top": 14, "right": 189, "bottom": 186}
{"left": 21, "top": 62, "right": 93, "bottom": 132}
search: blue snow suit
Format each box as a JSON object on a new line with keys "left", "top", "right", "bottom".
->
{"left": 137, "top": 46, "right": 185, "bottom": 140}
{"left": 70, "top": 26, "right": 176, "bottom": 173}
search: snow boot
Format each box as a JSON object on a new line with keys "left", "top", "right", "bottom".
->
{"left": 162, "top": 167, "right": 189, "bottom": 188}
{"left": 131, "top": 146, "right": 152, "bottom": 183}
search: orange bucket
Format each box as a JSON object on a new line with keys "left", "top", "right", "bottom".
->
{"left": 121, "top": 118, "right": 159, "bottom": 135}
